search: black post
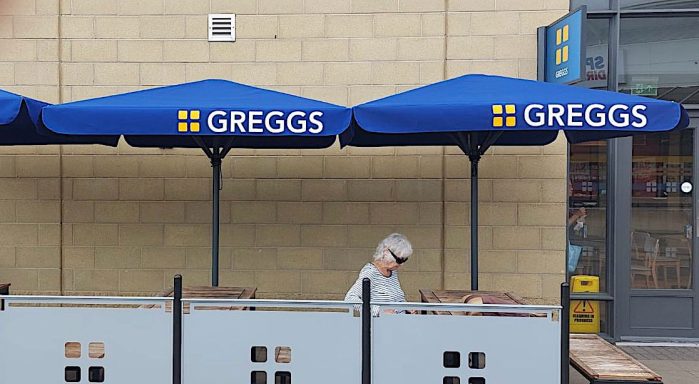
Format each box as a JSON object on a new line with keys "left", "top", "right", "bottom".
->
{"left": 211, "top": 151, "right": 221, "bottom": 287}
{"left": 0, "top": 283, "right": 8, "bottom": 311}
{"left": 362, "top": 278, "right": 371, "bottom": 384}
{"left": 173, "top": 275, "right": 183, "bottom": 384}
{"left": 469, "top": 155, "right": 480, "bottom": 291}
{"left": 561, "top": 282, "right": 570, "bottom": 384}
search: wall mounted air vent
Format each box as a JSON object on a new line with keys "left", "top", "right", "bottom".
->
{"left": 208, "top": 14, "right": 235, "bottom": 42}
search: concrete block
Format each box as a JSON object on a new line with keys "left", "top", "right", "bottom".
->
{"left": 349, "top": 38, "right": 397, "bottom": 60}
{"left": 302, "top": 180, "right": 347, "bottom": 201}
{"left": 277, "top": 247, "right": 323, "bottom": 270}
{"left": 120, "top": 179, "right": 165, "bottom": 200}
{"left": 279, "top": 15, "right": 324, "bottom": 38}
{"left": 210, "top": 40, "right": 256, "bottom": 62}
{"left": 232, "top": 248, "right": 277, "bottom": 270}
{"left": 72, "top": 223, "right": 118, "bottom": 245}
{"left": 302, "top": 39, "right": 349, "bottom": 62}
{"left": 397, "top": 37, "right": 445, "bottom": 60}
{"left": 277, "top": 202, "right": 322, "bottom": 224}
{"left": 164, "top": 224, "right": 210, "bottom": 246}
{"left": 16, "top": 246, "right": 60, "bottom": 268}
{"left": 211, "top": 0, "right": 257, "bottom": 13}
{"left": 119, "top": 270, "right": 164, "bottom": 292}
{"left": 112, "top": 0, "right": 158, "bottom": 14}
{"left": 163, "top": 40, "right": 209, "bottom": 63}
{"left": 72, "top": 0, "right": 117, "bottom": 14}
{"left": 61, "top": 16, "right": 95, "bottom": 38}
{"left": 375, "top": 13, "right": 421, "bottom": 37}
{"left": 371, "top": 61, "right": 420, "bottom": 85}
{"left": 256, "top": 224, "right": 301, "bottom": 246}
{"left": 259, "top": 0, "right": 304, "bottom": 14}
{"left": 16, "top": 201, "right": 60, "bottom": 223}
{"left": 235, "top": 15, "right": 278, "bottom": 39}
{"left": 256, "top": 180, "right": 301, "bottom": 201}
{"left": 322, "top": 202, "right": 370, "bottom": 224}
{"left": 74, "top": 270, "right": 119, "bottom": 292}
{"left": 492, "top": 226, "right": 541, "bottom": 250}
{"left": 276, "top": 62, "right": 324, "bottom": 86}
{"left": 63, "top": 247, "right": 95, "bottom": 269}
{"left": 326, "top": 15, "right": 373, "bottom": 38}
{"left": 301, "top": 225, "right": 348, "bottom": 247}
{"left": 396, "top": 180, "right": 442, "bottom": 202}
{"left": 71, "top": 40, "right": 117, "bottom": 62}
{"left": 422, "top": 13, "right": 445, "bottom": 36}
{"left": 369, "top": 202, "right": 419, "bottom": 225}
{"left": 94, "top": 246, "right": 141, "bottom": 269}
{"left": 256, "top": 40, "right": 302, "bottom": 62}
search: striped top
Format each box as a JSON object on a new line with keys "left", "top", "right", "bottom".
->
{"left": 345, "top": 263, "right": 406, "bottom": 303}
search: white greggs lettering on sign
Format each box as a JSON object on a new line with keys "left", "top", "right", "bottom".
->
{"left": 523, "top": 104, "right": 647, "bottom": 128}
{"left": 207, "top": 110, "right": 324, "bottom": 134}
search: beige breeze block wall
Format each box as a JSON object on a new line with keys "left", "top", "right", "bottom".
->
{"left": 0, "top": 0, "right": 570, "bottom": 304}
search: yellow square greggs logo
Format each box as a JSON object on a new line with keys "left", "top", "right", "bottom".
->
{"left": 555, "top": 24, "right": 569, "bottom": 65}
{"left": 492, "top": 104, "right": 516, "bottom": 127}
{"left": 178, "top": 110, "right": 200, "bottom": 132}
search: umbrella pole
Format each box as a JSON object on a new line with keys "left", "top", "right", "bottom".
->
{"left": 211, "top": 149, "right": 222, "bottom": 287}
{"left": 469, "top": 155, "right": 479, "bottom": 291}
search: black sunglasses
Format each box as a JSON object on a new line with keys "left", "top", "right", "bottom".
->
{"left": 388, "top": 248, "right": 407, "bottom": 264}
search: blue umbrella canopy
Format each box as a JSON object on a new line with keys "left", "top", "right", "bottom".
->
{"left": 342, "top": 74, "right": 689, "bottom": 150}
{"left": 43, "top": 79, "right": 351, "bottom": 149}
{"left": 0, "top": 89, "right": 117, "bottom": 146}
{"left": 342, "top": 74, "right": 690, "bottom": 291}
{"left": 42, "top": 79, "right": 353, "bottom": 287}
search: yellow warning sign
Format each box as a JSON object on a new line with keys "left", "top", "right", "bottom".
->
{"left": 570, "top": 275, "right": 600, "bottom": 334}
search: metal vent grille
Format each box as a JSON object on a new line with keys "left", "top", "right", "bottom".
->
{"left": 208, "top": 14, "right": 235, "bottom": 42}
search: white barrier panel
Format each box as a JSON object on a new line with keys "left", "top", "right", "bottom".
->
{"left": 373, "top": 303, "right": 561, "bottom": 384}
{"left": 182, "top": 299, "right": 361, "bottom": 384}
{"left": 0, "top": 296, "right": 172, "bottom": 384}
{"left": 0, "top": 296, "right": 561, "bottom": 384}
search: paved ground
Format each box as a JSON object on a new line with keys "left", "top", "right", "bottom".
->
{"left": 570, "top": 345, "right": 699, "bottom": 383}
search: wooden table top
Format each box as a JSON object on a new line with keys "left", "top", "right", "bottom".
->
{"left": 420, "top": 289, "right": 526, "bottom": 305}
{"left": 158, "top": 286, "right": 256, "bottom": 300}
{"left": 419, "top": 289, "right": 527, "bottom": 316}
{"left": 570, "top": 334, "right": 662, "bottom": 382}
{"left": 147, "top": 286, "right": 256, "bottom": 312}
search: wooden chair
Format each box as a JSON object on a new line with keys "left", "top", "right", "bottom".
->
{"left": 658, "top": 236, "right": 692, "bottom": 289}
{"left": 630, "top": 231, "right": 659, "bottom": 289}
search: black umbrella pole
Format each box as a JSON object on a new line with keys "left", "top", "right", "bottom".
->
{"left": 211, "top": 156, "right": 221, "bottom": 287}
{"left": 173, "top": 274, "right": 182, "bottom": 384}
{"left": 470, "top": 157, "right": 479, "bottom": 291}
{"left": 561, "top": 282, "right": 570, "bottom": 384}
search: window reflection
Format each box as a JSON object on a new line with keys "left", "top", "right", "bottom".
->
{"left": 630, "top": 130, "right": 693, "bottom": 289}
{"left": 569, "top": 141, "right": 608, "bottom": 292}
{"left": 619, "top": 17, "right": 699, "bottom": 100}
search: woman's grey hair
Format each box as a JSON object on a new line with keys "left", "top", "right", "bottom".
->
{"left": 373, "top": 233, "right": 413, "bottom": 263}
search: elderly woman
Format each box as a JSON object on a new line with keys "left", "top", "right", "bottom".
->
{"left": 345, "top": 233, "right": 412, "bottom": 305}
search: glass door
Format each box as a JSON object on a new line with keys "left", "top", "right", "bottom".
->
{"left": 621, "top": 128, "right": 697, "bottom": 338}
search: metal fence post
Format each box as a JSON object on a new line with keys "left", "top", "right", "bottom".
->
{"left": 173, "top": 275, "right": 183, "bottom": 384}
{"left": 0, "top": 283, "right": 9, "bottom": 311}
{"left": 561, "top": 282, "right": 570, "bottom": 384}
{"left": 362, "top": 278, "right": 371, "bottom": 384}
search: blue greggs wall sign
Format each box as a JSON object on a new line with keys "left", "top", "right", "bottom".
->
{"left": 545, "top": 7, "right": 586, "bottom": 84}
{"left": 177, "top": 110, "right": 325, "bottom": 134}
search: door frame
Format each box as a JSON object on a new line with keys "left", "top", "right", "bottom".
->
{"left": 614, "top": 115, "right": 699, "bottom": 341}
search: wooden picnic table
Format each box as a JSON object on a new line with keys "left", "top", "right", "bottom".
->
{"left": 420, "top": 289, "right": 526, "bottom": 315}
{"left": 146, "top": 286, "right": 256, "bottom": 313}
